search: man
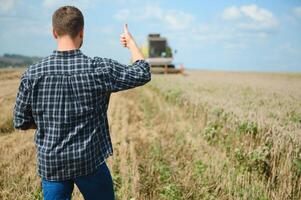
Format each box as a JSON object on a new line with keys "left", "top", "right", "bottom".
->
{"left": 13, "top": 5, "right": 151, "bottom": 200}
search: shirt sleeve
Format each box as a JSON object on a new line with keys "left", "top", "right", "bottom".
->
{"left": 106, "top": 58, "right": 151, "bottom": 92}
{"left": 13, "top": 71, "right": 35, "bottom": 130}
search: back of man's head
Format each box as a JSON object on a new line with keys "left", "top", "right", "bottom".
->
{"left": 52, "top": 6, "right": 84, "bottom": 39}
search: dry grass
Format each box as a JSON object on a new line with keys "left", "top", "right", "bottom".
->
{"left": 0, "top": 68, "right": 300, "bottom": 200}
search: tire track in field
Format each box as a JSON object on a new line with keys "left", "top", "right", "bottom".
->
{"left": 108, "top": 91, "right": 146, "bottom": 200}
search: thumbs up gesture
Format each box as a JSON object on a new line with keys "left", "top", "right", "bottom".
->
{"left": 119, "top": 24, "right": 144, "bottom": 61}
{"left": 120, "top": 24, "right": 133, "bottom": 48}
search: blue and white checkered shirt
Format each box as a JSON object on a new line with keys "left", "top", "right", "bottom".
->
{"left": 13, "top": 49, "right": 151, "bottom": 181}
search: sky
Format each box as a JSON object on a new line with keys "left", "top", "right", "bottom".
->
{"left": 0, "top": 0, "right": 301, "bottom": 72}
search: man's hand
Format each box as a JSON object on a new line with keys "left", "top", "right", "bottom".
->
{"left": 28, "top": 123, "right": 37, "bottom": 129}
{"left": 120, "top": 24, "right": 134, "bottom": 48}
{"left": 120, "top": 24, "right": 144, "bottom": 62}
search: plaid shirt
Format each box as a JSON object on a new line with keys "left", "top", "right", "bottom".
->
{"left": 13, "top": 49, "right": 151, "bottom": 181}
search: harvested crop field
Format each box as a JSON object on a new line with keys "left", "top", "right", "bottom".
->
{"left": 0, "top": 68, "right": 300, "bottom": 200}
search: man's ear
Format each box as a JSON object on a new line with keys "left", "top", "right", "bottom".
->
{"left": 52, "top": 28, "right": 58, "bottom": 39}
{"left": 79, "top": 28, "right": 84, "bottom": 39}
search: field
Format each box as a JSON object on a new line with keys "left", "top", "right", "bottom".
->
{"left": 0, "top": 68, "right": 300, "bottom": 200}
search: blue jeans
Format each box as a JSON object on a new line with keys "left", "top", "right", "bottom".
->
{"left": 42, "top": 162, "right": 115, "bottom": 200}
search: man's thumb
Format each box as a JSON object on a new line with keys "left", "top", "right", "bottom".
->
{"left": 124, "top": 23, "right": 129, "bottom": 34}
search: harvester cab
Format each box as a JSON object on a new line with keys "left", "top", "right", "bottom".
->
{"left": 141, "top": 34, "right": 183, "bottom": 74}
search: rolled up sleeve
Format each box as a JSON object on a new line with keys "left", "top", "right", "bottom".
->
{"left": 107, "top": 59, "right": 151, "bottom": 92}
{"left": 13, "top": 72, "right": 35, "bottom": 130}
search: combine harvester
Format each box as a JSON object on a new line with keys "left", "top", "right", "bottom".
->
{"left": 141, "top": 34, "right": 184, "bottom": 74}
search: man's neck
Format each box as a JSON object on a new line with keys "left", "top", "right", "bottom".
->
{"left": 57, "top": 36, "right": 80, "bottom": 51}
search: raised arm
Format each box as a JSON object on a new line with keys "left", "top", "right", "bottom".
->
{"left": 105, "top": 58, "right": 151, "bottom": 92}
{"left": 94, "top": 24, "right": 151, "bottom": 92}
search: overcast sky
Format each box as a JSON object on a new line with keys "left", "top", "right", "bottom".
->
{"left": 0, "top": 0, "right": 301, "bottom": 72}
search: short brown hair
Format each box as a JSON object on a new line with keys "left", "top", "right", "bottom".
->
{"left": 52, "top": 6, "right": 84, "bottom": 38}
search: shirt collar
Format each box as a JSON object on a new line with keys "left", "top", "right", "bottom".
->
{"left": 52, "top": 49, "right": 82, "bottom": 57}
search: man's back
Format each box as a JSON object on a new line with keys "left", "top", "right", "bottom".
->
{"left": 14, "top": 49, "right": 151, "bottom": 181}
